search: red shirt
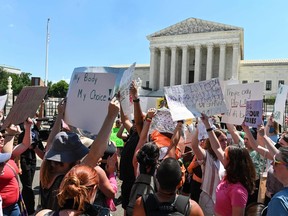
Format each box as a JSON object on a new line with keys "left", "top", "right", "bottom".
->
{"left": 0, "top": 160, "right": 19, "bottom": 208}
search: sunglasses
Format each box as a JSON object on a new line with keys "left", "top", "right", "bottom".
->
{"left": 273, "top": 155, "right": 288, "bottom": 167}
{"left": 0, "top": 135, "right": 5, "bottom": 139}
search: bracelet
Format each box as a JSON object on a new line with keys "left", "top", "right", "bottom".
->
{"left": 206, "top": 128, "right": 214, "bottom": 132}
{"left": 133, "top": 98, "right": 140, "bottom": 103}
{"left": 145, "top": 117, "right": 152, "bottom": 122}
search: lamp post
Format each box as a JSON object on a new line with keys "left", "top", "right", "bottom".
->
{"left": 44, "top": 18, "right": 50, "bottom": 86}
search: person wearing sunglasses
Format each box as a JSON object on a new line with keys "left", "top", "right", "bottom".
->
{"left": 266, "top": 147, "right": 288, "bottom": 215}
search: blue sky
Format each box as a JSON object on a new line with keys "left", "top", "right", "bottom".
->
{"left": 1, "top": 0, "right": 287, "bottom": 83}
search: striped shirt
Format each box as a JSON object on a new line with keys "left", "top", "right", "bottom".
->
{"left": 201, "top": 151, "right": 225, "bottom": 203}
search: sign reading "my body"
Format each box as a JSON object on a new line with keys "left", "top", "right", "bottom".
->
{"left": 65, "top": 72, "right": 116, "bottom": 135}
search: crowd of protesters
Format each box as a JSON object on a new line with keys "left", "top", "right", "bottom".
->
{"left": 0, "top": 79, "right": 288, "bottom": 216}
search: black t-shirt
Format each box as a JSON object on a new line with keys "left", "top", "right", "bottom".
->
{"left": 119, "top": 128, "right": 139, "bottom": 182}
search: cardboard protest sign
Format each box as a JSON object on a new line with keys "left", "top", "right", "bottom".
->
{"left": 0, "top": 95, "right": 7, "bottom": 111}
{"left": 1, "top": 86, "right": 48, "bottom": 130}
{"left": 273, "top": 84, "right": 288, "bottom": 125}
{"left": 164, "top": 78, "right": 227, "bottom": 121}
{"left": 65, "top": 72, "right": 116, "bottom": 135}
{"left": 119, "top": 63, "right": 136, "bottom": 116}
{"left": 221, "top": 82, "right": 263, "bottom": 125}
{"left": 244, "top": 100, "right": 263, "bottom": 127}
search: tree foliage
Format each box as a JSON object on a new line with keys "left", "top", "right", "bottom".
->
{"left": 47, "top": 80, "right": 69, "bottom": 98}
{"left": 0, "top": 67, "right": 31, "bottom": 95}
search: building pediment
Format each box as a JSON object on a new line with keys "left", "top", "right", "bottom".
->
{"left": 147, "top": 17, "right": 242, "bottom": 39}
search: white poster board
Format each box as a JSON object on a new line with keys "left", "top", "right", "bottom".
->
{"left": 244, "top": 100, "right": 263, "bottom": 127}
{"left": 0, "top": 95, "right": 7, "bottom": 111}
{"left": 273, "top": 84, "right": 288, "bottom": 125}
{"left": 65, "top": 72, "right": 116, "bottom": 135}
{"left": 221, "top": 82, "right": 264, "bottom": 125}
{"left": 119, "top": 63, "right": 136, "bottom": 116}
{"left": 1, "top": 87, "right": 48, "bottom": 130}
{"left": 164, "top": 78, "right": 227, "bottom": 121}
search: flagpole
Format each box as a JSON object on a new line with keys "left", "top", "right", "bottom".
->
{"left": 44, "top": 18, "right": 50, "bottom": 86}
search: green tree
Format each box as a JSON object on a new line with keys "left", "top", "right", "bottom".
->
{"left": 48, "top": 80, "right": 69, "bottom": 97}
{"left": 0, "top": 67, "right": 31, "bottom": 95}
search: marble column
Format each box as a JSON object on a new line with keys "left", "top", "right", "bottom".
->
{"left": 194, "top": 44, "right": 201, "bottom": 83}
{"left": 181, "top": 45, "right": 189, "bottom": 84}
{"left": 232, "top": 43, "right": 240, "bottom": 80}
{"left": 170, "top": 46, "right": 177, "bottom": 86}
{"left": 206, "top": 43, "right": 213, "bottom": 80}
{"left": 159, "top": 47, "right": 166, "bottom": 89}
{"left": 149, "top": 47, "right": 157, "bottom": 90}
{"left": 219, "top": 42, "right": 226, "bottom": 80}
{"left": 6, "top": 76, "right": 13, "bottom": 115}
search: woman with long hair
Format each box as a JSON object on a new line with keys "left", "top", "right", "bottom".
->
{"left": 201, "top": 114, "right": 256, "bottom": 216}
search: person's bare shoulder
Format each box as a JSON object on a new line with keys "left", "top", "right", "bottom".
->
{"left": 35, "top": 209, "right": 53, "bottom": 216}
{"left": 189, "top": 199, "right": 204, "bottom": 216}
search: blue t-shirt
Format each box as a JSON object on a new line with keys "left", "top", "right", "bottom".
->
{"left": 267, "top": 187, "right": 288, "bottom": 216}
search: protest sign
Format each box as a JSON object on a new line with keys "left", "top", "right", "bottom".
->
{"left": 221, "top": 82, "right": 263, "bottom": 125}
{"left": 119, "top": 63, "right": 136, "bottom": 116}
{"left": 148, "top": 107, "right": 177, "bottom": 136}
{"left": 1, "top": 86, "right": 48, "bottom": 130}
{"left": 197, "top": 118, "right": 215, "bottom": 141}
{"left": 65, "top": 72, "right": 116, "bottom": 135}
{"left": 164, "top": 78, "right": 227, "bottom": 121}
{"left": 244, "top": 100, "right": 263, "bottom": 127}
{"left": 0, "top": 95, "right": 7, "bottom": 111}
{"left": 273, "top": 84, "right": 288, "bottom": 125}
{"left": 72, "top": 66, "right": 126, "bottom": 94}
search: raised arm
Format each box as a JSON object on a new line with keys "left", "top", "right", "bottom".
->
{"left": 241, "top": 123, "right": 274, "bottom": 160}
{"left": 226, "top": 123, "right": 244, "bottom": 147}
{"left": 116, "top": 124, "right": 128, "bottom": 140}
{"left": 130, "top": 80, "right": 144, "bottom": 135}
{"left": 165, "top": 121, "right": 183, "bottom": 159}
{"left": 2, "top": 124, "right": 22, "bottom": 154}
{"left": 82, "top": 97, "right": 120, "bottom": 167}
{"left": 4, "top": 118, "right": 33, "bottom": 157}
{"left": 45, "top": 98, "right": 66, "bottom": 152}
{"left": 202, "top": 114, "right": 225, "bottom": 165}
{"left": 257, "top": 124, "right": 278, "bottom": 157}
{"left": 190, "top": 123, "right": 206, "bottom": 161}
{"left": 132, "top": 108, "right": 156, "bottom": 176}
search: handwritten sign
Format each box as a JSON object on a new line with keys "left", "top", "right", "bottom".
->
{"left": 273, "top": 84, "right": 288, "bottom": 125}
{"left": 1, "top": 87, "right": 48, "bottom": 130}
{"left": 221, "top": 82, "right": 263, "bottom": 125}
{"left": 244, "top": 100, "right": 263, "bottom": 127}
{"left": 164, "top": 78, "right": 227, "bottom": 121}
{"left": 119, "top": 63, "right": 136, "bottom": 116}
{"left": 148, "top": 107, "right": 177, "bottom": 135}
{"left": 65, "top": 72, "right": 116, "bottom": 135}
{"left": 0, "top": 94, "right": 7, "bottom": 111}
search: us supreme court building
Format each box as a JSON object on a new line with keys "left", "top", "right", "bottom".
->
{"left": 118, "top": 18, "right": 288, "bottom": 97}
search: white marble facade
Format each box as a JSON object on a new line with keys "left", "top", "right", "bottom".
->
{"left": 146, "top": 18, "right": 244, "bottom": 91}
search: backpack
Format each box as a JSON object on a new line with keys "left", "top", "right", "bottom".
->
{"left": 142, "top": 193, "right": 190, "bottom": 216}
{"left": 126, "top": 174, "right": 155, "bottom": 216}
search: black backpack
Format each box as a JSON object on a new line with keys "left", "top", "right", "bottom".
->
{"left": 126, "top": 174, "right": 155, "bottom": 216}
{"left": 142, "top": 193, "right": 190, "bottom": 216}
